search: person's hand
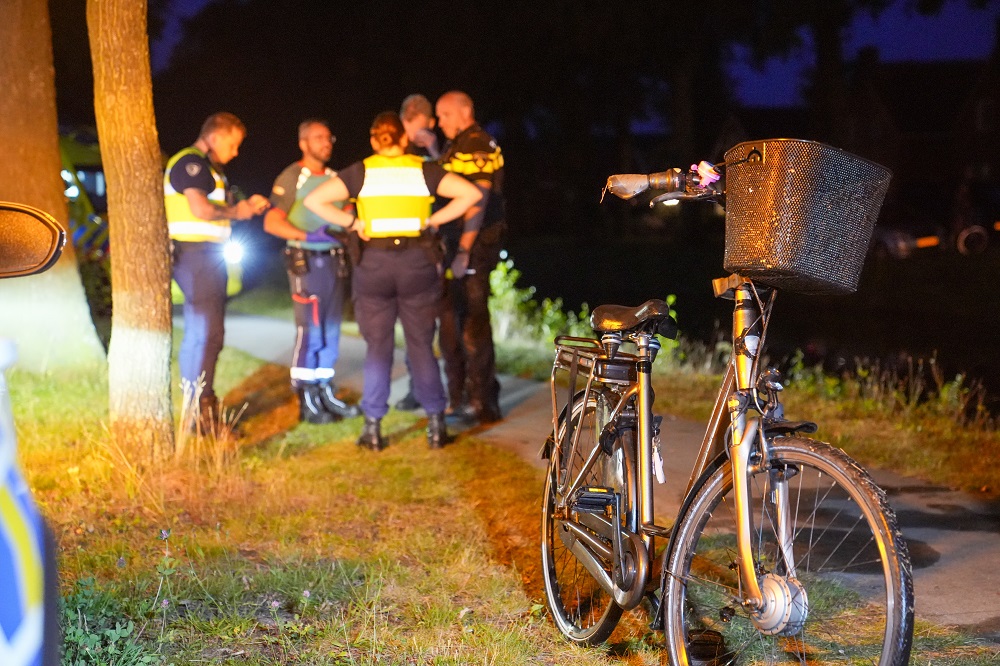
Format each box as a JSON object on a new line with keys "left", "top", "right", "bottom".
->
{"left": 449, "top": 248, "right": 470, "bottom": 279}
{"left": 345, "top": 217, "right": 370, "bottom": 241}
{"left": 247, "top": 194, "right": 271, "bottom": 214}
{"left": 412, "top": 128, "right": 440, "bottom": 159}
{"left": 305, "top": 226, "right": 333, "bottom": 243}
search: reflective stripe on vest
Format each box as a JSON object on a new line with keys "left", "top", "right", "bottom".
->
{"left": 356, "top": 154, "right": 433, "bottom": 238}
{"left": 164, "top": 147, "right": 231, "bottom": 243}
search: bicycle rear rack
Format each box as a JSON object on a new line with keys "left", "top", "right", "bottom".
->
{"left": 548, "top": 336, "right": 638, "bottom": 460}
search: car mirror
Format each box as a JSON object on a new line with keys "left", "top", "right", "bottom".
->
{"left": 0, "top": 202, "right": 66, "bottom": 279}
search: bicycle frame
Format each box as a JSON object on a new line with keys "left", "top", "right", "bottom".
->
{"left": 549, "top": 273, "right": 790, "bottom": 614}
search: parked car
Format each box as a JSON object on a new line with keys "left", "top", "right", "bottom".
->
{"left": 0, "top": 201, "right": 64, "bottom": 665}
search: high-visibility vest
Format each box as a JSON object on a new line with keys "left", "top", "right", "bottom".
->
{"left": 286, "top": 166, "right": 343, "bottom": 250}
{"left": 355, "top": 154, "right": 433, "bottom": 238}
{"left": 164, "top": 147, "right": 231, "bottom": 243}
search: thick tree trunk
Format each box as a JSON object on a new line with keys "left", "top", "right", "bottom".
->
{"left": 87, "top": 0, "right": 174, "bottom": 460}
{"left": 0, "top": 0, "right": 106, "bottom": 371}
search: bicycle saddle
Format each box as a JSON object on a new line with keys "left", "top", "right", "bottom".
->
{"left": 591, "top": 299, "right": 678, "bottom": 339}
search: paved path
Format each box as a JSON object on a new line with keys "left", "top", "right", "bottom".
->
{"left": 218, "top": 312, "right": 1000, "bottom": 641}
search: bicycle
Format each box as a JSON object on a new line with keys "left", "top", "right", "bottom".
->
{"left": 539, "top": 138, "right": 914, "bottom": 665}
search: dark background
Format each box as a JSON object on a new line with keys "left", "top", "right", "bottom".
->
{"left": 49, "top": 0, "right": 1000, "bottom": 399}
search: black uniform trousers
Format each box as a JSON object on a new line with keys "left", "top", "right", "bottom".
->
{"left": 438, "top": 222, "right": 504, "bottom": 414}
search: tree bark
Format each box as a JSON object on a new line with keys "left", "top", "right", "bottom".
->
{"left": 0, "top": 0, "right": 106, "bottom": 371}
{"left": 87, "top": 0, "right": 174, "bottom": 460}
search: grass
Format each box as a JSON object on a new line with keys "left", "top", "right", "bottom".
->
{"left": 14, "top": 343, "right": 629, "bottom": 664}
{"left": 647, "top": 350, "right": 1000, "bottom": 497}
{"left": 13, "top": 272, "right": 1000, "bottom": 663}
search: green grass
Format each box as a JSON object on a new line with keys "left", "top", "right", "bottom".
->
{"left": 10, "top": 337, "right": 997, "bottom": 664}
{"left": 18, "top": 267, "right": 1000, "bottom": 663}
{"left": 13, "top": 340, "right": 624, "bottom": 664}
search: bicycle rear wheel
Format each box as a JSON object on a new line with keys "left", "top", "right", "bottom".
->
{"left": 541, "top": 388, "right": 626, "bottom": 645}
{"left": 664, "top": 436, "right": 913, "bottom": 665}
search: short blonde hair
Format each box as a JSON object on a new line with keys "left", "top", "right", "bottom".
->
{"left": 199, "top": 112, "right": 245, "bottom": 140}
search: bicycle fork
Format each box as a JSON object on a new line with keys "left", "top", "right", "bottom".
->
{"left": 726, "top": 283, "right": 806, "bottom": 632}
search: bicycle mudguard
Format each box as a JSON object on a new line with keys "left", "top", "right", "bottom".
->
{"left": 763, "top": 420, "right": 818, "bottom": 437}
{"left": 541, "top": 388, "right": 590, "bottom": 461}
{"left": 539, "top": 433, "right": 555, "bottom": 460}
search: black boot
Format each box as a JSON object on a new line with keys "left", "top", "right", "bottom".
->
{"left": 299, "top": 384, "right": 335, "bottom": 424}
{"left": 427, "top": 412, "right": 448, "bottom": 449}
{"left": 357, "top": 416, "right": 386, "bottom": 451}
{"left": 318, "top": 381, "right": 361, "bottom": 418}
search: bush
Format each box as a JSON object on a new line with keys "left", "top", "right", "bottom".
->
{"left": 489, "top": 258, "right": 593, "bottom": 344}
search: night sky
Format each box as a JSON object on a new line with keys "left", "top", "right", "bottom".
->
{"left": 130, "top": 0, "right": 1000, "bottom": 201}
{"left": 731, "top": 0, "right": 1000, "bottom": 105}
{"left": 154, "top": 0, "right": 1000, "bottom": 107}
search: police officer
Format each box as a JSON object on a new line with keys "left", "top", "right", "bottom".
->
{"left": 165, "top": 112, "right": 270, "bottom": 433}
{"left": 304, "top": 112, "right": 481, "bottom": 450}
{"left": 401, "top": 93, "right": 441, "bottom": 160}
{"left": 435, "top": 91, "right": 506, "bottom": 424}
{"left": 395, "top": 93, "right": 441, "bottom": 412}
{"left": 264, "top": 119, "right": 361, "bottom": 424}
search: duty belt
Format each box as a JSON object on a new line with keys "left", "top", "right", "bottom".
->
{"left": 286, "top": 245, "right": 344, "bottom": 256}
{"left": 364, "top": 237, "right": 419, "bottom": 251}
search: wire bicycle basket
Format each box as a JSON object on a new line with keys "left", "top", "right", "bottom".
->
{"left": 723, "top": 138, "right": 892, "bottom": 295}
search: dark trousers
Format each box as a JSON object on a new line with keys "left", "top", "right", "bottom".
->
{"left": 287, "top": 251, "right": 346, "bottom": 388}
{"left": 352, "top": 246, "right": 445, "bottom": 418}
{"left": 173, "top": 241, "right": 227, "bottom": 399}
{"left": 439, "top": 223, "right": 503, "bottom": 410}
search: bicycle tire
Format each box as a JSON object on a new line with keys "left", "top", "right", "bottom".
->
{"left": 541, "top": 388, "right": 631, "bottom": 645}
{"left": 664, "top": 436, "right": 913, "bottom": 665}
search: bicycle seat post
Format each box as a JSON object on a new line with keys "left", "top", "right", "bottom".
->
{"left": 634, "top": 332, "right": 657, "bottom": 542}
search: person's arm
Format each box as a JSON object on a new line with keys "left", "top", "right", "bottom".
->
{"left": 303, "top": 177, "right": 357, "bottom": 229}
{"left": 454, "top": 179, "right": 491, "bottom": 252}
{"left": 263, "top": 207, "right": 311, "bottom": 242}
{"left": 428, "top": 173, "right": 482, "bottom": 230}
{"left": 184, "top": 189, "right": 268, "bottom": 221}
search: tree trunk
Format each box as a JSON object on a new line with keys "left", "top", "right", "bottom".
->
{"left": 0, "top": 0, "right": 106, "bottom": 371}
{"left": 87, "top": 0, "right": 174, "bottom": 460}
{"left": 808, "top": 6, "right": 852, "bottom": 147}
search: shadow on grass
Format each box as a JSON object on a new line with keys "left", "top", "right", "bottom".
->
{"left": 220, "top": 361, "right": 368, "bottom": 450}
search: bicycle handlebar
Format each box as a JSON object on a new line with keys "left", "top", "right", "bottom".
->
{"left": 604, "top": 168, "right": 686, "bottom": 200}
{"left": 602, "top": 162, "right": 720, "bottom": 206}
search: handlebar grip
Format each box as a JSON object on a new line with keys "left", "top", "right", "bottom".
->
{"left": 605, "top": 174, "right": 653, "bottom": 200}
{"left": 647, "top": 169, "right": 685, "bottom": 192}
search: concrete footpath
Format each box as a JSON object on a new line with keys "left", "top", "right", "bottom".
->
{"left": 219, "top": 312, "right": 1000, "bottom": 642}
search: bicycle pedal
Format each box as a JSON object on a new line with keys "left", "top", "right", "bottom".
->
{"left": 572, "top": 486, "right": 617, "bottom": 514}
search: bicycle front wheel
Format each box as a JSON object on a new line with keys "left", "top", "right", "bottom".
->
{"left": 541, "top": 388, "right": 624, "bottom": 645}
{"left": 664, "top": 436, "right": 913, "bottom": 665}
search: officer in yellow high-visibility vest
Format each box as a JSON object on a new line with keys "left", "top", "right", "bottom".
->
{"left": 304, "top": 112, "right": 481, "bottom": 451}
{"left": 165, "top": 112, "right": 270, "bottom": 432}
